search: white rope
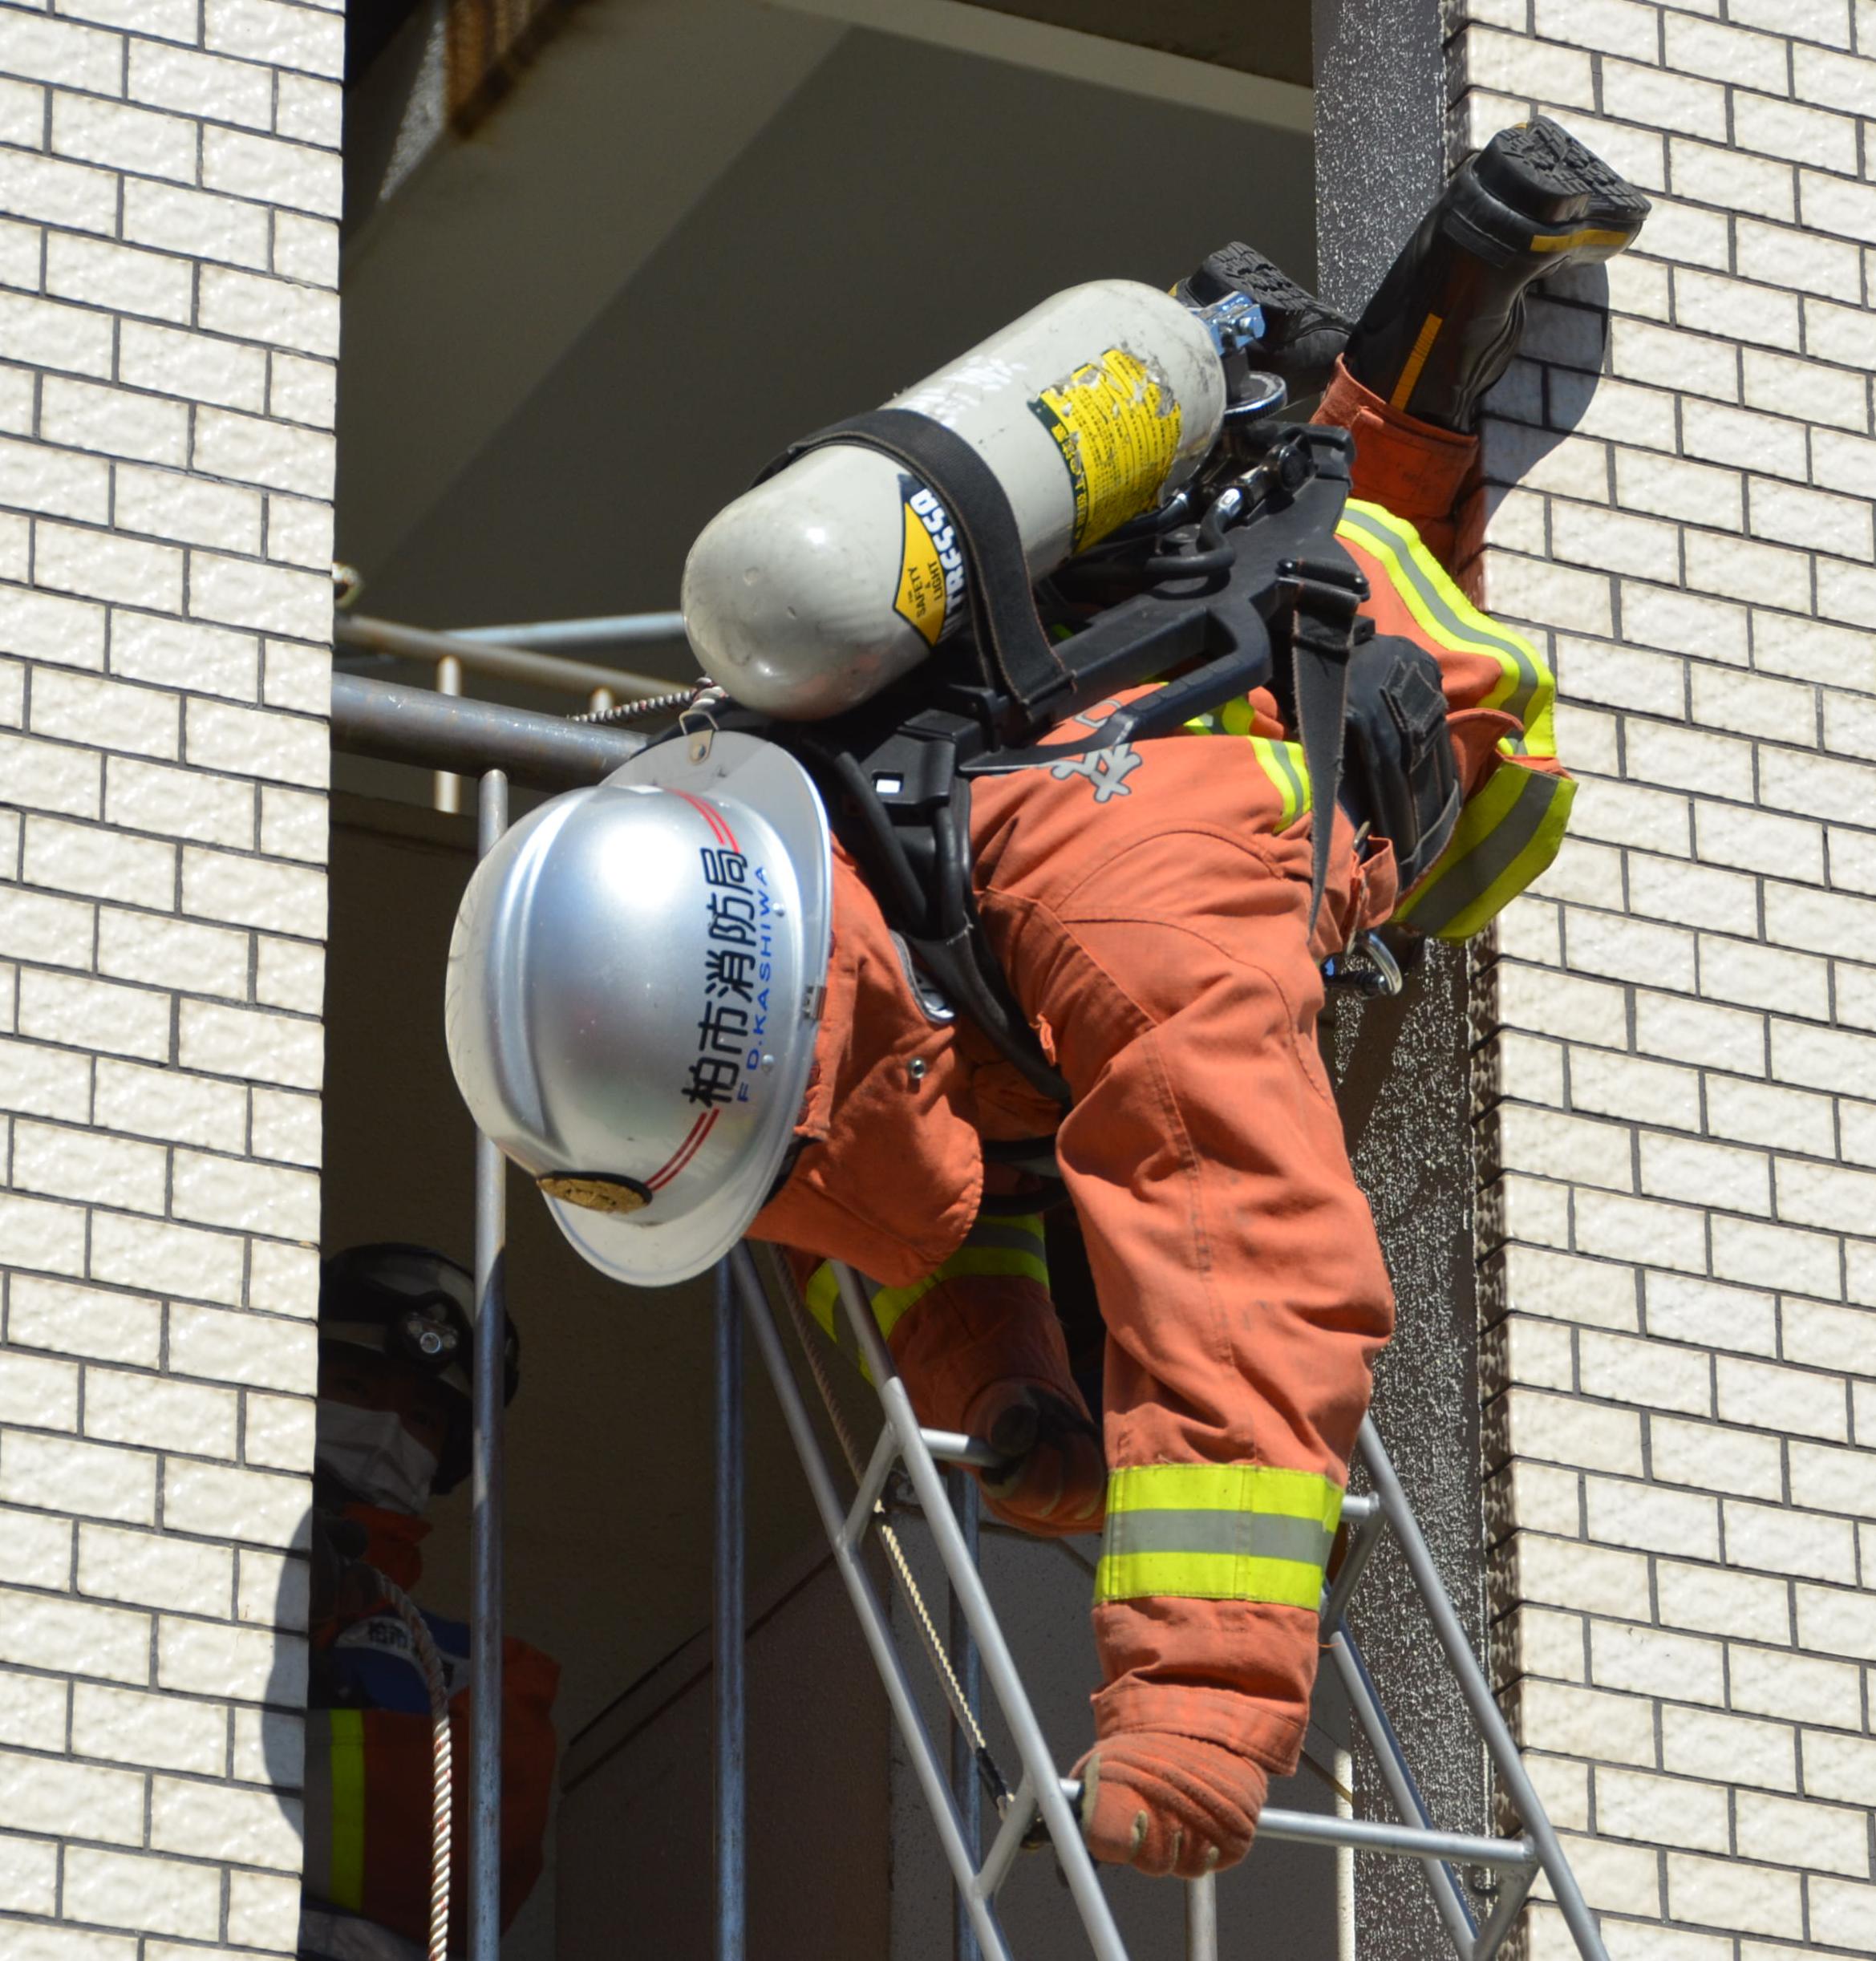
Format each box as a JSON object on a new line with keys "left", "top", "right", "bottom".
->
{"left": 375, "top": 1575, "right": 454, "bottom": 1961}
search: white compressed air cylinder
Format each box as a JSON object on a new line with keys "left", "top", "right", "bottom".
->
{"left": 682, "top": 278, "right": 1227, "bottom": 720}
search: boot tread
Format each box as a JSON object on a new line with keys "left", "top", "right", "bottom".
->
{"left": 1474, "top": 115, "right": 1651, "bottom": 240}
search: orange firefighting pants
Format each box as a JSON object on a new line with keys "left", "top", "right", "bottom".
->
{"left": 902, "top": 369, "right": 1478, "bottom": 1776}
{"left": 963, "top": 736, "right": 1393, "bottom": 1773}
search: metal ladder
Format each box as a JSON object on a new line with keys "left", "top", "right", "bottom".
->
{"left": 715, "top": 1242, "right": 1611, "bottom": 1961}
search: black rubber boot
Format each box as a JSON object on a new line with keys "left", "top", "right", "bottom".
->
{"left": 1175, "top": 241, "right": 1351, "bottom": 399}
{"left": 1343, "top": 115, "right": 1651, "bottom": 432}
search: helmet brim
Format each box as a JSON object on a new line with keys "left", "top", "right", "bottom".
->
{"left": 536, "top": 731, "right": 833, "bottom": 1288}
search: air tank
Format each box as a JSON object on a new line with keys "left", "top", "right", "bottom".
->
{"left": 683, "top": 279, "right": 1228, "bottom": 719}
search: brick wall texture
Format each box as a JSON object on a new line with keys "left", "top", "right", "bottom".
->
{"left": 0, "top": 0, "right": 335, "bottom": 1951}
{"left": 1453, "top": 2, "right": 1876, "bottom": 1958}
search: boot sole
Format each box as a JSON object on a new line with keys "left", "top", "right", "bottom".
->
{"left": 1175, "top": 242, "right": 1351, "bottom": 394}
{"left": 1181, "top": 241, "right": 1347, "bottom": 329}
{"left": 1446, "top": 115, "right": 1651, "bottom": 269}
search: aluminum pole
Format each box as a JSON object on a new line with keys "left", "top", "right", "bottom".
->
{"left": 338, "top": 612, "right": 674, "bottom": 699}
{"left": 450, "top": 610, "right": 690, "bottom": 652}
{"left": 715, "top": 1258, "right": 748, "bottom": 1961}
{"left": 470, "top": 770, "right": 509, "bottom": 1961}
{"left": 949, "top": 1469, "right": 983, "bottom": 1961}
{"left": 1185, "top": 1873, "right": 1218, "bottom": 1961}
{"left": 329, "top": 673, "right": 646, "bottom": 792}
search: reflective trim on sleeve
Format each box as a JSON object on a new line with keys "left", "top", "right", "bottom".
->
{"left": 1183, "top": 695, "right": 1256, "bottom": 739}
{"left": 1182, "top": 712, "right": 1313, "bottom": 832}
{"left": 1394, "top": 753, "right": 1576, "bottom": 941}
{"left": 1248, "top": 735, "right": 1311, "bottom": 831}
{"left": 327, "top": 1706, "right": 367, "bottom": 1914}
{"left": 1095, "top": 1463, "right": 1343, "bottom": 1609}
{"left": 1337, "top": 500, "right": 1558, "bottom": 759}
{"left": 804, "top": 1213, "right": 1051, "bottom": 1376}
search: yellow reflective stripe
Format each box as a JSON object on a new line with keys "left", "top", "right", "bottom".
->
{"left": 328, "top": 1707, "right": 366, "bottom": 1914}
{"left": 1096, "top": 1551, "right": 1328, "bottom": 1609}
{"left": 804, "top": 1217, "right": 1051, "bottom": 1370}
{"left": 1530, "top": 225, "right": 1631, "bottom": 253}
{"left": 1184, "top": 695, "right": 1257, "bottom": 739}
{"left": 865, "top": 1274, "right": 939, "bottom": 1345}
{"left": 962, "top": 1211, "right": 1045, "bottom": 1255}
{"left": 1250, "top": 736, "right": 1295, "bottom": 825}
{"left": 1096, "top": 1463, "right": 1343, "bottom": 1607}
{"left": 1388, "top": 310, "right": 1444, "bottom": 411}
{"left": 1247, "top": 735, "right": 1311, "bottom": 830}
{"left": 1338, "top": 500, "right": 1558, "bottom": 759}
{"left": 869, "top": 1242, "right": 1051, "bottom": 1343}
{"left": 1395, "top": 760, "right": 1577, "bottom": 941}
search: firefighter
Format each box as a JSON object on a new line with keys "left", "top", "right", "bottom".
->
{"left": 300, "top": 1245, "right": 560, "bottom": 1961}
{"left": 448, "top": 120, "right": 1643, "bottom": 1884}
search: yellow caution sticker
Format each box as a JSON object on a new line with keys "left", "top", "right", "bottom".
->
{"left": 1031, "top": 346, "right": 1183, "bottom": 553}
{"left": 893, "top": 476, "right": 966, "bottom": 647}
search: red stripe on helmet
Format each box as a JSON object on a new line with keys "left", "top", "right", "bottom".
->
{"left": 646, "top": 1107, "right": 719, "bottom": 1190}
{"left": 664, "top": 788, "right": 740, "bottom": 853}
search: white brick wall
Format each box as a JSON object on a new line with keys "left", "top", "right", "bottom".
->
{"left": 1454, "top": 3, "right": 1876, "bottom": 1957}
{"left": 0, "top": 0, "right": 333, "bottom": 1947}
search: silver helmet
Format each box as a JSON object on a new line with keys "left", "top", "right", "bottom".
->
{"left": 444, "top": 731, "right": 833, "bottom": 1287}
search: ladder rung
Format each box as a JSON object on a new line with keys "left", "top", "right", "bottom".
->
{"left": 920, "top": 1426, "right": 1007, "bottom": 1470}
{"left": 1258, "top": 1808, "right": 1538, "bottom": 1869}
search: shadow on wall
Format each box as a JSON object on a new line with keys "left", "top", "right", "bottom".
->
{"left": 1465, "top": 262, "right": 1614, "bottom": 557}
{"left": 253, "top": 1525, "right": 311, "bottom": 1918}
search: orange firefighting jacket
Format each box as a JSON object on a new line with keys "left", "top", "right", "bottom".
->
{"left": 754, "top": 361, "right": 1569, "bottom": 1286}
{"left": 301, "top": 1506, "right": 561, "bottom": 1954}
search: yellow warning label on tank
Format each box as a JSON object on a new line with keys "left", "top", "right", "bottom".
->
{"left": 1031, "top": 346, "right": 1182, "bottom": 553}
{"left": 893, "top": 478, "right": 966, "bottom": 647}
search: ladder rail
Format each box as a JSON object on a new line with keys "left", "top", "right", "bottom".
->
{"left": 1256, "top": 1806, "right": 1538, "bottom": 1868}
{"left": 1357, "top": 1418, "right": 1610, "bottom": 1961}
{"left": 830, "top": 1264, "right": 1132, "bottom": 1961}
{"left": 1319, "top": 1491, "right": 1388, "bottom": 1631}
{"left": 739, "top": 1245, "right": 1608, "bottom": 1961}
{"left": 975, "top": 1772, "right": 1037, "bottom": 1902}
{"left": 1327, "top": 1623, "right": 1486, "bottom": 1957}
{"left": 1472, "top": 1856, "right": 1542, "bottom": 1961}
{"left": 730, "top": 1249, "right": 1018, "bottom": 1961}
{"left": 950, "top": 1469, "right": 986, "bottom": 1961}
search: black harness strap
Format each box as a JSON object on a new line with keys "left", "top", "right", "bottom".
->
{"left": 758, "top": 408, "right": 1072, "bottom": 717}
{"left": 747, "top": 412, "right": 1368, "bottom": 1107}
{"left": 1279, "top": 554, "right": 1370, "bottom": 934}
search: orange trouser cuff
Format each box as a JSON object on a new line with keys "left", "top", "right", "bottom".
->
{"left": 1092, "top": 1597, "right": 1321, "bottom": 1777}
{"left": 1315, "top": 356, "right": 1479, "bottom": 563}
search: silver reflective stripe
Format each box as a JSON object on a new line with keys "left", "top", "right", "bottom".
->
{"left": 1406, "top": 764, "right": 1562, "bottom": 934}
{"left": 1270, "top": 740, "right": 1307, "bottom": 814}
{"left": 1102, "top": 1506, "right": 1338, "bottom": 1569}
{"left": 1339, "top": 504, "right": 1543, "bottom": 739}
